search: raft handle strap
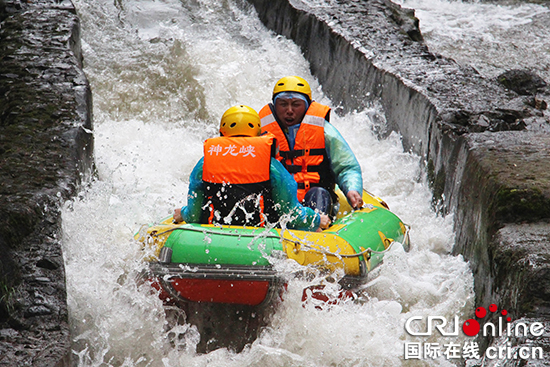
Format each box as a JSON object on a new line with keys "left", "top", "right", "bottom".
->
{"left": 150, "top": 225, "right": 283, "bottom": 239}
{"left": 293, "top": 238, "right": 398, "bottom": 258}
{"left": 148, "top": 224, "right": 405, "bottom": 258}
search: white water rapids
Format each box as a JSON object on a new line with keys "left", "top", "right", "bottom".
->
{"left": 61, "top": 0, "right": 548, "bottom": 365}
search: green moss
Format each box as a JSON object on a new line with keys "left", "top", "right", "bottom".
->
{"left": 426, "top": 159, "right": 446, "bottom": 211}
{"left": 0, "top": 278, "right": 16, "bottom": 322}
{"left": 494, "top": 187, "right": 550, "bottom": 222}
{"left": 426, "top": 158, "right": 435, "bottom": 184}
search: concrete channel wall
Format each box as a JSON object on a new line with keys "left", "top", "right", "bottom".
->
{"left": 0, "top": 0, "right": 93, "bottom": 365}
{"left": 248, "top": 0, "right": 550, "bottom": 359}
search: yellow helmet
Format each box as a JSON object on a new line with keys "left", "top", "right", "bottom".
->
{"left": 219, "top": 105, "right": 261, "bottom": 137}
{"left": 272, "top": 76, "right": 312, "bottom": 100}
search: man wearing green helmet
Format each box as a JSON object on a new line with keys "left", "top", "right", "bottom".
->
{"left": 259, "top": 76, "right": 364, "bottom": 218}
{"left": 173, "top": 104, "right": 330, "bottom": 231}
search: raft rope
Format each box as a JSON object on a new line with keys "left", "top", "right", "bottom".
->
{"left": 146, "top": 223, "right": 409, "bottom": 259}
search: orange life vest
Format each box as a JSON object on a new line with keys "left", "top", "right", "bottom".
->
{"left": 201, "top": 134, "right": 277, "bottom": 226}
{"left": 259, "top": 102, "right": 334, "bottom": 202}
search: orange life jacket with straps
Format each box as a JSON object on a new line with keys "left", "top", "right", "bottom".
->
{"left": 259, "top": 102, "right": 335, "bottom": 202}
{"left": 201, "top": 134, "right": 278, "bottom": 226}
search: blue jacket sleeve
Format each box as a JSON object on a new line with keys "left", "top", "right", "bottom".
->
{"left": 324, "top": 122, "right": 363, "bottom": 195}
{"left": 181, "top": 158, "right": 205, "bottom": 223}
{"left": 181, "top": 157, "right": 320, "bottom": 230}
{"left": 270, "top": 158, "right": 320, "bottom": 231}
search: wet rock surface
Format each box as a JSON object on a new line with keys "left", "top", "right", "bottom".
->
{"left": 0, "top": 0, "right": 93, "bottom": 365}
{"left": 498, "top": 69, "right": 548, "bottom": 96}
{"left": 248, "top": 0, "right": 550, "bottom": 361}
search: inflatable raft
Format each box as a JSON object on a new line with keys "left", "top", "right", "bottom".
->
{"left": 136, "top": 189, "right": 410, "bottom": 308}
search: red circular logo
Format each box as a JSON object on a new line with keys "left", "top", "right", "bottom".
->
{"left": 462, "top": 319, "right": 480, "bottom": 336}
{"left": 475, "top": 307, "right": 487, "bottom": 318}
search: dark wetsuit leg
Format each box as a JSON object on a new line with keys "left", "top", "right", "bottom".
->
{"left": 303, "top": 187, "right": 333, "bottom": 215}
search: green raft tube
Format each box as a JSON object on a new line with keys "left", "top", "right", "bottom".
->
{"left": 136, "top": 189, "right": 410, "bottom": 307}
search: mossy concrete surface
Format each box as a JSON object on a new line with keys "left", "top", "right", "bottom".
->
{"left": 0, "top": 0, "right": 93, "bottom": 365}
{"left": 454, "top": 132, "right": 550, "bottom": 318}
{"left": 474, "top": 132, "right": 550, "bottom": 224}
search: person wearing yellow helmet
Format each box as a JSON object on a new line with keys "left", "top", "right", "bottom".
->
{"left": 173, "top": 105, "right": 330, "bottom": 231}
{"left": 259, "top": 76, "right": 364, "bottom": 218}
{"left": 219, "top": 104, "right": 262, "bottom": 137}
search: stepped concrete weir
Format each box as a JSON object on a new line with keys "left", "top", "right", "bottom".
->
{"left": 1, "top": 0, "right": 549, "bottom": 365}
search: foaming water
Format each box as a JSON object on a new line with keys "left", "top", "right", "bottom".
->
{"left": 63, "top": 0, "right": 474, "bottom": 365}
{"left": 394, "top": 0, "right": 550, "bottom": 81}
